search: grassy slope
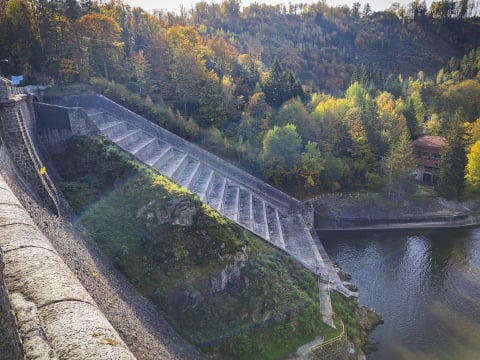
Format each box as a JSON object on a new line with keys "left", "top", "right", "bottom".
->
{"left": 53, "top": 136, "right": 345, "bottom": 359}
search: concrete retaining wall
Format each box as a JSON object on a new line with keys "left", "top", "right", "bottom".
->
{"left": 34, "top": 102, "right": 98, "bottom": 153}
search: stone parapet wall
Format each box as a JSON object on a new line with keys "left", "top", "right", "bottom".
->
{"left": 0, "top": 174, "right": 137, "bottom": 360}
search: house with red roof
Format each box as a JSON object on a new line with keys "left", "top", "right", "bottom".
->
{"left": 412, "top": 135, "right": 446, "bottom": 184}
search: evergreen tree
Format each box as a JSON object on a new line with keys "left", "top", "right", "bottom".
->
{"left": 436, "top": 113, "right": 469, "bottom": 199}
{"left": 384, "top": 131, "right": 417, "bottom": 197}
{"left": 263, "top": 59, "right": 303, "bottom": 108}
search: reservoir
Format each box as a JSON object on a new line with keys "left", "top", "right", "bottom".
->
{"left": 320, "top": 227, "right": 480, "bottom": 360}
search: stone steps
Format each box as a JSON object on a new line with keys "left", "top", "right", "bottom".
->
{"left": 206, "top": 173, "right": 227, "bottom": 212}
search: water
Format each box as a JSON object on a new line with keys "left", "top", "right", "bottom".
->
{"left": 320, "top": 227, "right": 480, "bottom": 360}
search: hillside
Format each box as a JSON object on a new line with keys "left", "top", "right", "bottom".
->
{"left": 195, "top": 3, "right": 480, "bottom": 90}
{"left": 2, "top": 1, "right": 480, "bottom": 200}
{"left": 51, "top": 135, "right": 352, "bottom": 359}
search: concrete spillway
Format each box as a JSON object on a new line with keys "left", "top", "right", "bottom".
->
{"left": 88, "top": 108, "right": 315, "bottom": 266}
{"left": 58, "top": 95, "right": 356, "bottom": 325}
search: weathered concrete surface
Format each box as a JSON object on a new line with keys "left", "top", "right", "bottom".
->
{"left": 0, "top": 248, "right": 24, "bottom": 360}
{"left": 0, "top": 174, "right": 136, "bottom": 360}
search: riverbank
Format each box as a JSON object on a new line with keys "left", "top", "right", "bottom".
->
{"left": 311, "top": 190, "right": 480, "bottom": 231}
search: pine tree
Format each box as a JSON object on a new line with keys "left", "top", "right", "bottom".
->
{"left": 436, "top": 113, "right": 469, "bottom": 199}
{"left": 263, "top": 59, "right": 303, "bottom": 108}
{"left": 384, "top": 131, "right": 416, "bottom": 197}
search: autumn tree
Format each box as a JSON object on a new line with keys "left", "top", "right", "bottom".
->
{"left": 298, "top": 141, "right": 324, "bottom": 189}
{"left": 2, "top": 0, "right": 40, "bottom": 77}
{"left": 312, "top": 96, "right": 350, "bottom": 154}
{"left": 348, "top": 119, "right": 377, "bottom": 188}
{"left": 70, "top": 13, "right": 123, "bottom": 80}
{"left": 166, "top": 26, "right": 227, "bottom": 126}
{"left": 345, "top": 82, "right": 379, "bottom": 152}
{"left": 273, "top": 99, "right": 321, "bottom": 144}
{"left": 465, "top": 140, "right": 480, "bottom": 193}
{"left": 126, "top": 50, "right": 154, "bottom": 95}
{"left": 376, "top": 91, "right": 408, "bottom": 150}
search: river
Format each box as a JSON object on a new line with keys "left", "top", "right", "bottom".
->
{"left": 320, "top": 226, "right": 480, "bottom": 360}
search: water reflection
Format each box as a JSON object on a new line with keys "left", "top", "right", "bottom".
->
{"left": 320, "top": 227, "right": 480, "bottom": 360}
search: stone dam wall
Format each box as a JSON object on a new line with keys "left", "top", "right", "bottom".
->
{"left": 0, "top": 78, "right": 138, "bottom": 358}
{"left": 0, "top": 81, "right": 353, "bottom": 358}
{"left": 0, "top": 248, "right": 24, "bottom": 359}
{"left": 0, "top": 83, "right": 60, "bottom": 215}
{"left": 0, "top": 173, "right": 136, "bottom": 359}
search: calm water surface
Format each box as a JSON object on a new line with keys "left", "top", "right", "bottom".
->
{"left": 320, "top": 227, "right": 480, "bottom": 360}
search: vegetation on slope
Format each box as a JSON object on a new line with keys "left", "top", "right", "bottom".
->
{"left": 4, "top": 0, "right": 480, "bottom": 200}
{"left": 52, "top": 136, "right": 348, "bottom": 359}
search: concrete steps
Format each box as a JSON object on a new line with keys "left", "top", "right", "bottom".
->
{"left": 86, "top": 110, "right": 328, "bottom": 276}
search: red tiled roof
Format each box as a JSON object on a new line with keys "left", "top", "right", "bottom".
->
{"left": 413, "top": 135, "right": 446, "bottom": 150}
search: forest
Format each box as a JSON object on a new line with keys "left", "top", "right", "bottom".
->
{"left": 1, "top": 0, "right": 480, "bottom": 199}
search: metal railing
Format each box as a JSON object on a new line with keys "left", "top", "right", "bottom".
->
{"left": 0, "top": 76, "right": 26, "bottom": 102}
{"left": 309, "top": 319, "right": 345, "bottom": 354}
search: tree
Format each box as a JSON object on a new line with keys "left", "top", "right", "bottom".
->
{"left": 376, "top": 91, "right": 408, "bottom": 150}
{"left": 261, "top": 124, "right": 302, "bottom": 187}
{"left": 384, "top": 131, "right": 417, "bottom": 197}
{"left": 70, "top": 13, "right": 123, "bottom": 80}
{"left": 466, "top": 140, "right": 480, "bottom": 192}
{"left": 263, "top": 59, "right": 304, "bottom": 107}
{"left": 436, "top": 113, "right": 469, "bottom": 199}
{"left": 312, "top": 96, "right": 350, "bottom": 154}
{"left": 362, "top": 3, "right": 372, "bottom": 17}
{"left": 351, "top": 2, "right": 361, "bottom": 17}
{"left": 127, "top": 50, "right": 153, "bottom": 95}
{"left": 273, "top": 99, "right": 320, "bottom": 144}
{"left": 3, "top": 0, "right": 40, "bottom": 77}
{"left": 347, "top": 119, "right": 377, "bottom": 187}
{"left": 298, "top": 141, "right": 324, "bottom": 189}
{"left": 401, "top": 91, "right": 425, "bottom": 140}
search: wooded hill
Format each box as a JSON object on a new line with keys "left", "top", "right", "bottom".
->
{"left": 2, "top": 0, "right": 480, "bottom": 199}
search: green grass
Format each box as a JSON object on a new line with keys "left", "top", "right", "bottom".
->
{"left": 53, "top": 136, "right": 341, "bottom": 359}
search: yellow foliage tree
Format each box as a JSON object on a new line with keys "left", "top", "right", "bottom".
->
{"left": 466, "top": 140, "right": 480, "bottom": 191}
